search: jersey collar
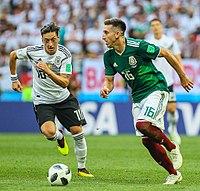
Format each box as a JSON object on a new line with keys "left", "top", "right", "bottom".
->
{"left": 114, "top": 38, "right": 126, "bottom": 56}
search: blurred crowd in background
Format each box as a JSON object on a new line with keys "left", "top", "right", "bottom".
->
{"left": 0, "top": 0, "right": 200, "bottom": 97}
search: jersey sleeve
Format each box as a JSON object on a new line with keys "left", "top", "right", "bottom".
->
{"left": 60, "top": 54, "right": 72, "bottom": 74}
{"left": 138, "top": 40, "right": 160, "bottom": 60}
{"left": 104, "top": 51, "right": 116, "bottom": 76}
{"left": 16, "top": 47, "right": 29, "bottom": 60}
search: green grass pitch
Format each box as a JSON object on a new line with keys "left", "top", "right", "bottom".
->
{"left": 0, "top": 134, "right": 200, "bottom": 191}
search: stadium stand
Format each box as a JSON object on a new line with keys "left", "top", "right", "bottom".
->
{"left": 0, "top": 0, "right": 200, "bottom": 98}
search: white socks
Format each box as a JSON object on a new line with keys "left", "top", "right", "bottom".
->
{"left": 167, "top": 110, "right": 179, "bottom": 128}
{"left": 45, "top": 130, "right": 87, "bottom": 169}
{"left": 72, "top": 132, "right": 87, "bottom": 169}
{"left": 167, "top": 110, "right": 181, "bottom": 145}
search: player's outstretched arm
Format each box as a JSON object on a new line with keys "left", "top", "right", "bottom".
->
{"left": 174, "top": 54, "right": 184, "bottom": 70}
{"left": 158, "top": 47, "right": 193, "bottom": 92}
{"left": 100, "top": 76, "right": 114, "bottom": 98}
{"left": 9, "top": 51, "right": 23, "bottom": 92}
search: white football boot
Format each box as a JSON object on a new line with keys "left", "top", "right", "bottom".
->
{"left": 169, "top": 142, "right": 183, "bottom": 170}
{"left": 164, "top": 171, "right": 182, "bottom": 185}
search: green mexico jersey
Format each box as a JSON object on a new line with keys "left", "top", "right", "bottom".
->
{"left": 104, "top": 38, "right": 168, "bottom": 103}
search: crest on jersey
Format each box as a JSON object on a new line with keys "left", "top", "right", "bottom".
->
{"left": 129, "top": 56, "right": 137, "bottom": 68}
{"left": 48, "top": 64, "right": 53, "bottom": 70}
{"left": 55, "top": 56, "right": 61, "bottom": 65}
{"left": 46, "top": 62, "right": 53, "bottom": 70}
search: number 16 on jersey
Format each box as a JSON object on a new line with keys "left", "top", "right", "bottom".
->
{"left": 121, "top": 70, "right": 135, "bottom": 81}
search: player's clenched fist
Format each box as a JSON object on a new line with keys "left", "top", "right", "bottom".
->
{"left": 100, "top": 87, "right": 110, "bottom": 98}
{"left": 36, "top": 62, "right": 50, "bottom": 74}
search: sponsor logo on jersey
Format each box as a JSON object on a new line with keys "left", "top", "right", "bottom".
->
{"left": 129, "top": 56, "right": 137, "bottom": 68}
{"left": 113, "top": 62, "right": 118, "bottom": 67}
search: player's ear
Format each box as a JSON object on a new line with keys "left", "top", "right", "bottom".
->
{"left": 115, "top": 31, "right": 120, "bottom": 39}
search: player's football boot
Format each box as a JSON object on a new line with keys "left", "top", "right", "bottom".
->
{"left": 169, "top": 142, "right": 183, "bottom": 170}
{"left": 168, "top": 126, "right": 181, "bottom": 145}
{"left": 77, "top": 168, "right": 94, "bottom": 177}
{"left": 164, "top": 171, "right": 182, "bottom": 184}
{"left": 57, "top": 130, "right": 69, "bottom": 156}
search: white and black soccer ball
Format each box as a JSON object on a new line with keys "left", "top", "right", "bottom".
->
{"left": 47, "top": 163, "right": 72, "bottom": 186}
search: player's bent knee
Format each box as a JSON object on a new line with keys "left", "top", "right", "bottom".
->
{"left": 40, "top": 122, "right": 56, "bottom": 138}
{"left": 142, "top": 137, "right": 150, "bottom": 146}
{"left": 167, "top": 106, "right": 176, "bottom": 113}
{"left": 136, "top": 121, "right": 150, "bottom": 132}
{"left": 70, "top": 125, "right": 82, "bottom": 135}
{"left": 167, "top": 103, "right": 176, "bottom": 113}
{"left": 42, "top": 128, "right": 56, "bottom": 138}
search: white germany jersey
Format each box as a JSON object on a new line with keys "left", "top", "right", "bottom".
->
{"left": 146, "top": 34, "right": 181, "bottom": 86}
{"left": 16, "top": 44, "right": 72, "bottom": 105}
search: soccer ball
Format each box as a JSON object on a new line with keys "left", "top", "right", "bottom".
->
{"left": 47, "top": 163, "right": 72, "bottom": 186}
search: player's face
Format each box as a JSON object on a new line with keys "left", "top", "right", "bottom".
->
{"left": 42, "top": 32, "right": 60, "bottom": 55}
{"left": 150, "top": 21, "right": 163, "bottom": 35}
{"left": 102, "top": 25, "right": 118, "bottom": 48}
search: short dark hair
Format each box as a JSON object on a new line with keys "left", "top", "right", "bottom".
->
{"left": 149, "top": 18, "right": 162, "bottom": 25}
{"left": 104, "top": 18, "right": 126, "bottom": 35}
{"left": 40, "top": 22, "right": 60, "bottom": 36}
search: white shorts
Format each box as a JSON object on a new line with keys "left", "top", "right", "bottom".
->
{"left": 132, "top": 91, "right": 168, "bottom": 136}
{"left": 168, "top": 91, "right": 176, "bottom": 102}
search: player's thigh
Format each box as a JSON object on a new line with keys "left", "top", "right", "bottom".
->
{"left": 55, "top": 95, "right": 86, "bottom": 132}
{"left": 138, "top": 91, "right": 168, "bottom": 129}
{"left": 34, "top": 104, "right": 55, "bottom": 130}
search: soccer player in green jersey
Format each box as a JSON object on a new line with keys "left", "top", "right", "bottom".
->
{"left": 100, "top": 18, "right": 193, "bottom": 184}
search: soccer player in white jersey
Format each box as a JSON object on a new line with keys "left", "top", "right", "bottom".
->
{"left": 9, "top": 22, "right": 93, "bottom": 177}
{"left": 147, "top": 18, "right": 183, "bottom": 145}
